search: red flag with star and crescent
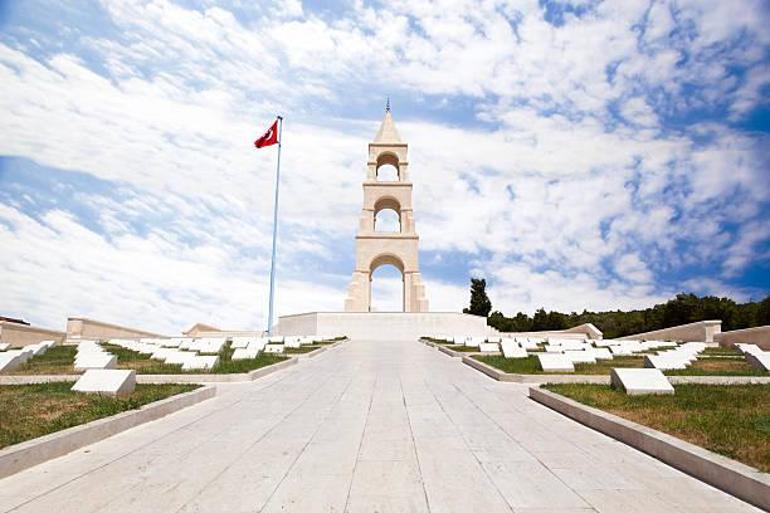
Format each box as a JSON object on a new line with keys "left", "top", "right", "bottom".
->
{"left": 254, "top": 120, "right": 279, "bottom": 148}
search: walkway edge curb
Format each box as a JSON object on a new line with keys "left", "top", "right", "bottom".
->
{"left": 528, "top": 386, "right": 770, "bottom": 511}
{"left": 0, "top": 385, "right": 216, "bottom": 479}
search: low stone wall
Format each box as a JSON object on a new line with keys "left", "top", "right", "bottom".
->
{"left": 494, "top": 325, "right": 602, "bottom": 340}
{"left": 0, "top": 322, "right": 65, "bottom": 347}
{"left": 276, "top": 312, "right": 490, "bottom": 340}
{"left": 66, "top": 317, "right": 164, "bottom": 340}
{"left": 618, "top": 320, "right": 721, "bottom": 342}
{"left": 714, "top": 325, "right": 770, "bottom": 350}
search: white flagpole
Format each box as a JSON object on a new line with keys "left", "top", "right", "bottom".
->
{"left": 267, "top": 115, "right": 283, "bottom": 334}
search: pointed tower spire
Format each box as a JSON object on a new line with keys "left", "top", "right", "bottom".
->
{"left": 385, "top": 96, "right": 391, "bottom": 112}
{"left": 373, "top": 103, "right": 402, "bottom": 143}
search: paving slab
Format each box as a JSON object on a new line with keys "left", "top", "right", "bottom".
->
{"left": 0, "top": 339, "right": 762, "bottom": 513}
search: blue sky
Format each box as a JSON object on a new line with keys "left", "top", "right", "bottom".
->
{"left": 1, "top": 0, "right": 769, "bottom": 333}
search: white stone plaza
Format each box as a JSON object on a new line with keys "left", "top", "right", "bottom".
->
{"left": 0, "top": 339, "right": 761, "bottom": 513}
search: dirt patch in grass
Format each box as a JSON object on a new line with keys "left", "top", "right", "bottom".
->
{"left": 543, "top": 383, "right": 770, "bottom": 472}
{"left": 0, "top": 382, "right": 198, "bottom": 449}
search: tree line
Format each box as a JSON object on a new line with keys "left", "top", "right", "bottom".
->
{"left": 463, "top": 278, "right": 770, "bottom": 339}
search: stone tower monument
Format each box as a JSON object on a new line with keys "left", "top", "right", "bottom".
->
{"left": 344, "top": 106, "right": 430, "bottom": 312}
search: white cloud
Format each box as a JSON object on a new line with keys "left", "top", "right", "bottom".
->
{"left": 0, "top": 0, "right": 768, "bottom": 330}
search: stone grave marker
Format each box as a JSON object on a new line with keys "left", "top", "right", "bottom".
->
{"left": 501, "top": 340, "right": 527, "bottom": 359}
{"left": 610, "top": 368, "right": 674, "bottom": 395}
{"left": 537, "top": 353, "right": 575, "bottom": 372}
{"left": 72, "top": 369, "right": 136, "bottom": 397}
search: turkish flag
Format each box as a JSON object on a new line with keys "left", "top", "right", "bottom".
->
{"left": 254, "top": 120, "right": 279, "bottom": 148}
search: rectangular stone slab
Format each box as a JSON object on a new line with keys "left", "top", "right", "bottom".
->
{"left": 74, "top": 354, "right": 117, "bottom": 371}
{"left": 182, "top": 355, "right": 219, "bottom": 370}
{"left": 563, "top": 350, "right": 596, "bottom": 364}
{"left": 477, "top": 343, "right": 498, "bottom": 353}
{"left": 232, "top": 348, "right": 259, "bottom": 360}
{"left": 164, "top": 351, "right": 196, "bottom": 365}
{"left": 501, "top": 340, "right": 527, "bottom": 359}
{"left": 610, "top": 368, "right": 674, "bottom": 395}
{"left": 643, "top": 354, "right": 689, "bottom": 370}
{"left": 0, "top": 353, "right": 23, "bottom": 373}
{"left": 537, "top": 353, "right": 574, "bottom": 372}
{"left": 264, "top": 344, "right": 284, "bottom": 353}
{"left": 745, "top": 352, "right": 770, "bottom": 371}
{"left": 591, "top": 348, "right": 613, "bottom": 360}
{"left": 72, "top": 369, "right": 136, "bottom": 397}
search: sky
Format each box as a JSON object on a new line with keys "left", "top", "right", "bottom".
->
{"left": 1, "top": 0, "right": 769, "bottom": 334}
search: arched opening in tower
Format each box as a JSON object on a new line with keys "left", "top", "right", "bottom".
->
{"left": 369, "top": 264, "right": 404, "bottom": 312}
{"left": 374, "top": 208, "right": 401, "bottom": 232}
{"left": 376, "top": 164, "right": 399, "bottom": 181}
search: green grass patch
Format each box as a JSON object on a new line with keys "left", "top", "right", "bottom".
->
{"left": 9, "top": 342, "right": 290, "bottom": 375}
{"left": 664, "top": 358, "right": 767, "bottom": 376}
{"left": 11, "top": 346, "right": 78, "bottom": 375}
{"left": 420, "top": 337, "right": 454, "bottom": 345}
{"left": 475, "top": 353, "right": 767, "bottom": 377}
{"left": 446, "top": 344, "right": 486, "bottom": 353}
{"left": 0, "top": 382, "right": 198, "bottom": 449}
{"left": 475, "top": 354, "right": 645, "bottom": 374}
{"left": 543, "top": 383, "right": 770, "bottom": 472}
{"left": 285, "top": 345, "right": 327, "bottom": 354}
{"left": 702, "top": 346, "right": 743, "bottom": 356}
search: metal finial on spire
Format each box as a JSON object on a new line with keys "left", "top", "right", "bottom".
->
{"left": 385, "top": 97, "right": 391, "bottom": 113}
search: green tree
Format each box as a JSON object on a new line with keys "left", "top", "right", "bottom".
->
{"left": 463, "top": 278, "right": 492, "bottom": 317}
{"left": 757, "top": 295, "right": 770, "bottom": 325}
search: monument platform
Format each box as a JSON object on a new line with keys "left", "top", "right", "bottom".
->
{"left": 274, "top": 312, "right": 490, "bottom": 340}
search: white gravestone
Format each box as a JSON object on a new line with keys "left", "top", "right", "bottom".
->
{"left": 72, "top": 369, "right": 136, "bottom": 397}
{"left": 477, "top": 342, "right": 499, "bottom": 353}
{"left": 745, "top": 352, "right": 770, "bottom": 372}
{"left": 591, "top": 348, "right": 614, "bottom": 360}
{"left": 0, "top": 352, "right": 23, "bottom": 373}
{"left": 264, "top": 344, "right": 285, "bottom": 354}
{"left": 182, "top": 355, "right": 219, "bottom": 371}
{"left": 165, "top": 351, "right": 196, "bottom": 365}
{"left": 232, "top": 348, "right": 259, "bottom": 360}
{"left": 74, "top": 354, "right": 117, "bottom": 371}
{"left": 610, "top": 368, "right": 674, "bottom": 395}
{"left": 643, "top": 354, "right": 689, "bottom": 370}
{"left": 537, "top": 353, "right": 575, "bottom": 372}
{"left": 501, "top": 340, "right": 527, "bottom": 359}
{"left": 563, "top": 350, "right": 596, "bottom": 364}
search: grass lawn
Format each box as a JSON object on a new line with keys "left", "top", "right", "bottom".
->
{"left": 106, "top": 343, "right": 289, "bottom": 374}
{"left": 702, "top": 346, "right": 743, "bottom": 356}
{"left": 0, "top": 382, "right": 198, "bottom": 449}
{"left": 543, "top": 383, "right": 770, "bottom": 472}
{"left": 475, "top": 355, "right": 645, "bottom": 374}
{"left": 421, "top": 337, "right": 454, "bottom": 345}
{"left": 285, "top": 345, "right": 330, "bottom": 354}
{"left": 474, "top": 354, "right": 768, "bottom": 377}
{"left": 446, "top": 345, "right": 486, "bottom": 353}
{"left": 9, "top": 343, "right": 290, "bottom": 375}
{"left": 664, "top": 358, "right": 767, "bottom": 376}
{"left": 11, "top": 346, "right": 79, "bottom": 375}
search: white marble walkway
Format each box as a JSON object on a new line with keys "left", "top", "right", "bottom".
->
{"left": 0, "top": 339, "right": 762, "bottom": 513}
